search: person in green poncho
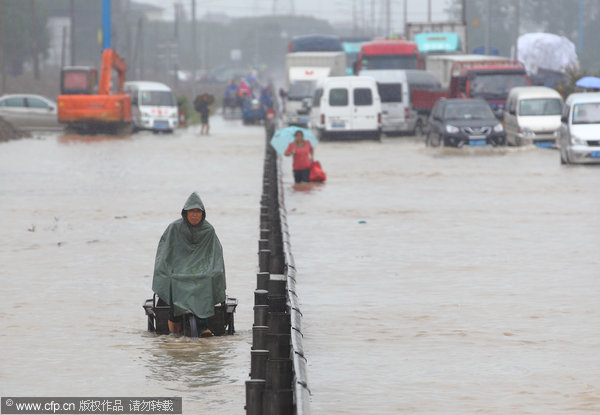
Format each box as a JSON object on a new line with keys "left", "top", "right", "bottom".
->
{"left": 152, "top": 192, "right": 227, "bottom": 336}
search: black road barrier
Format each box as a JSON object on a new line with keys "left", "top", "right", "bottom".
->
{"left": 245, "top": 116, "right": 310, "bottom": 415}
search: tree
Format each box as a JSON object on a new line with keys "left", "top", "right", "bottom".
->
{"left": 0, "top": 0, "right": 49, "bottom": 76}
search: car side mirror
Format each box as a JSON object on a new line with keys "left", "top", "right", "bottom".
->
{"left": 48, "top": 106, "right": 55, "bottom": 111}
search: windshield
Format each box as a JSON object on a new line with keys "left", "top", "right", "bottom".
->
{"left": 519, "top": 98, "right": 562, "bottom": 116}
{"left": 469, "top": 72, "right": 528, "bottom": 100}
{"left": 288, "top": 81, "right": 315, "bottom": 100}
{"left": 377, "top": 83, "right": 402, "bottom": 103}
{"left": 362, "top": 55, "right": 419, "bottom": 70}
{"left": 572, "top": 102, "right": 600, "bottom": 124}
{"left": 140, "top": 91, "right": 175, "bottom": 106}
{"left": 443, "top": 102, "right": 496, "bottom": 120}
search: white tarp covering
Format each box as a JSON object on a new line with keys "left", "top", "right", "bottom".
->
{"left": 518, "top": 32, "right": 579, "bottom": 75}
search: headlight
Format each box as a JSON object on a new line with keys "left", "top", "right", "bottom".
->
{"left": 493, "top": 123, "right": 504, "bottom": 133}
{"left": 571, "top": 135, "right": 586, "bottom": 145}
{"left": 446, "top": 125, "right": 459, "bottom": 134}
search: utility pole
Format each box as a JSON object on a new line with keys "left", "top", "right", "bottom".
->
{"left": 403, "top": 0, "right": 407, "bottom": 38}
{"left": 70, "top": 0, "right": 75, "bottom": 65}
{"left": 385, "top": 0, "right": 391, "bottom": 37}
{"left": 352, "top": 0, "right": 357, "bottom": 37}
{"left": 484, "top": 0, "right": 490, "bottom": 54}
{"left": 30, "top": 0, "right": 40, "bottom": 80}
{"left": 191, "top": 0, "right": 197, "bottom": 101}
{"left": 61, "top": 26, "right": 67, "bottom": 68}
{"left": 427, "top": 0, "right": 432, "bottom": 23}
{"left": 371, "top": 0, "right": 375, "bottom": 37}
{"left": 0, "top": 0, "right": 5, "bottom": 94}
{"left": 514, "top": 0, "right": 519, "bottom": 60}
{"left": 462, "top": 0, "right": 467, "bottom": 53}
{"left": 578, "top": 0, "right": 583, "bottom": 54}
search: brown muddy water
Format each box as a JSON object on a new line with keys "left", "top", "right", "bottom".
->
{"left": 283, "top": 139, "right": 600, "bottom": 414}
{"left": 1, "top": 119, "right": 263, "bottom": 412}
{"left": 2, "top": 119, "right": 599, "bottom": 414}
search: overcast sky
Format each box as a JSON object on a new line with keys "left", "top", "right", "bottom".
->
{"left": 133, "top": 0, "right": 453, "bottom": 33}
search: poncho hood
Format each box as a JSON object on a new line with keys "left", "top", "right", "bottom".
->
{"left": 152, "top": 192, "right": 226, "bottom": 318}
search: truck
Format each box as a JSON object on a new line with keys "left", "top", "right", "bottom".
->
{"left": 353, "top": 38, "right": 421, "bottom": 74}
{"left": 284, "top": 51, "right": 346, "bottom": 127}
{"left": 412, "top": 55, "right": 530, "bottom": 119}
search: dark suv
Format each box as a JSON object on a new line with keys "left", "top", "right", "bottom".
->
{"left": 426, "top": 98, "right": 506, "bottom": 147}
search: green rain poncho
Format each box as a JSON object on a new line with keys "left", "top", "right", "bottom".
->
{"left": 152, "top": 192, "right": 226, "bottom": 318}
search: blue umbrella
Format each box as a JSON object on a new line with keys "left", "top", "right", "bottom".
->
{"left": 575, "top": 76, "right": 600, "bottom": 89}
{"left": 270, "top": 126, "right": 318, "bottom": 155}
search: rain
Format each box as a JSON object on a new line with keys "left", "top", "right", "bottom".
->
{"left": 1, "top": 1, "right": 599, "bottom": 414}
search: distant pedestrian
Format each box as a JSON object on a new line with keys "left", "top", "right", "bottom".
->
{"left": 194, "top": 94, "right": 211, "bottom": 135}
{"left": 279, "top": 88, "right": 287, "bottom": 112}
{"left": 284, "top": 130, "right": 314, "bottom": 183}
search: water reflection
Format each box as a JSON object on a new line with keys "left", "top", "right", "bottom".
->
{"left": 57, "top": 133, "right": 133, "bottom": 144}
{"left": 146, "top": 335, "right": 237, "bottom": 388}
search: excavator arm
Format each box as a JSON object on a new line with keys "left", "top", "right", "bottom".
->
{"left": 98, "top": 48, "right": 127, "bottom": 95}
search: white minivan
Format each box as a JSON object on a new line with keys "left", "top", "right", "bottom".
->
{"left": 558, "top": 92, "right": 600, "bottom": 164}
{"left": 124, "top": 81, "right": 178, "bottom": 133}
{"left": 310, "top": 76, "right": 382, "bottom": 140}
{"left": 359, "top": 69, "right": 417, "bottom": 135}
{"left": 503, "top": 86, "right": 563, "bottom": 147}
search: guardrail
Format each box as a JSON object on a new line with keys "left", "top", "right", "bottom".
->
{"left": 244, "top": 119, "right": 311, "bottom": 415}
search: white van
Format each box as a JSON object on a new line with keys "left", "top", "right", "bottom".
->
{"left": 310, "top": 76, "right": 382, "bottom": 140}
{"left": 558, "top": 92, "right": 600, "bottom": 164}
{"left": 359, "top": 69, "right": 416, "bottom": 135}
{"left": 124, "top": 81, "right": 178, "bottom": 133}
{"left": 503, "top": 86, "right": 563, "bottom": 147}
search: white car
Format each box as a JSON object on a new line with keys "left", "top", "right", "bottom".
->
{"left": 0, "top": 94, "right": 62, "bottom": 131}
{"left": 558, "top": 92, "right": 600, "bottom": 164}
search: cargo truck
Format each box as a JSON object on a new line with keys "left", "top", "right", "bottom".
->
{"left": 284, "top": 51, "right": 346, "bottom": 127}
{"left": 412, "top": 55, "right": 530, "bottom": 119}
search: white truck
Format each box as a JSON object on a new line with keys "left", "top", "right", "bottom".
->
{"left": 284, "top": 51, "right": 346, "bottom": 127}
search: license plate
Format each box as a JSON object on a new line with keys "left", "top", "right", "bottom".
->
{"left": 331, "top": 123, "right": 345, "bottom": 128}
{"left": 591, "top": 151, "right": 600, "bottom": 158}
{"left": 469, "top": 139, "right": 486, "bottom": 146}
{"left": 535, "top": 142, "right": 553, "bottom": 148}
{"left": 300, "top": 117, "right": 309, "bottom": 124}
{"left": 154, "top": 122, "right": 169, "bottom": 130}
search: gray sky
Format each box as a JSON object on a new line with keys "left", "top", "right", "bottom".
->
{"left": 134, "top": 0, "right": 453, "bottom": 33}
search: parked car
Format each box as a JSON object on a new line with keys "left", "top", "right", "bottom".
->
{"left": 0, "top": 94, "right": 62, "bottom": 132}
{"left": 504, "top": 86, "right": 563, "bottom": 147}
{"left": 558, "top": 92, "right": 600, "bottom": 165}
{"left": 426, "top": 98, "right": 505, "bottom": 147}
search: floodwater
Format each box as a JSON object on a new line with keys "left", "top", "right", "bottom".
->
{"left": 0, "top": 118, "right": 263, "bottom": 412}
{"left": 2, "top": 118, "right": 599, "bottom": 414}
{"left": 283, "top": 139, "right": 600, "bottom": 414}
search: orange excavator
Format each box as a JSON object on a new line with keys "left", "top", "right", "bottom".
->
{"left": 57, "top": 48, "right": 132, "bottom": 134}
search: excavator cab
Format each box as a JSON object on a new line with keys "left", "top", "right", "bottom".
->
{"left": 60, "top": 67, "right": 98, "bottom": 95}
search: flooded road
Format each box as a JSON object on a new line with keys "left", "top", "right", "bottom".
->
{"left": 0, "top": 119, "right": 264, "bottom": 412}
{"left": 283, "top": 140, "right": 600, "bottom": 414}
{"left": 3, "top": 119, "right": 599, "bottom": 414}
